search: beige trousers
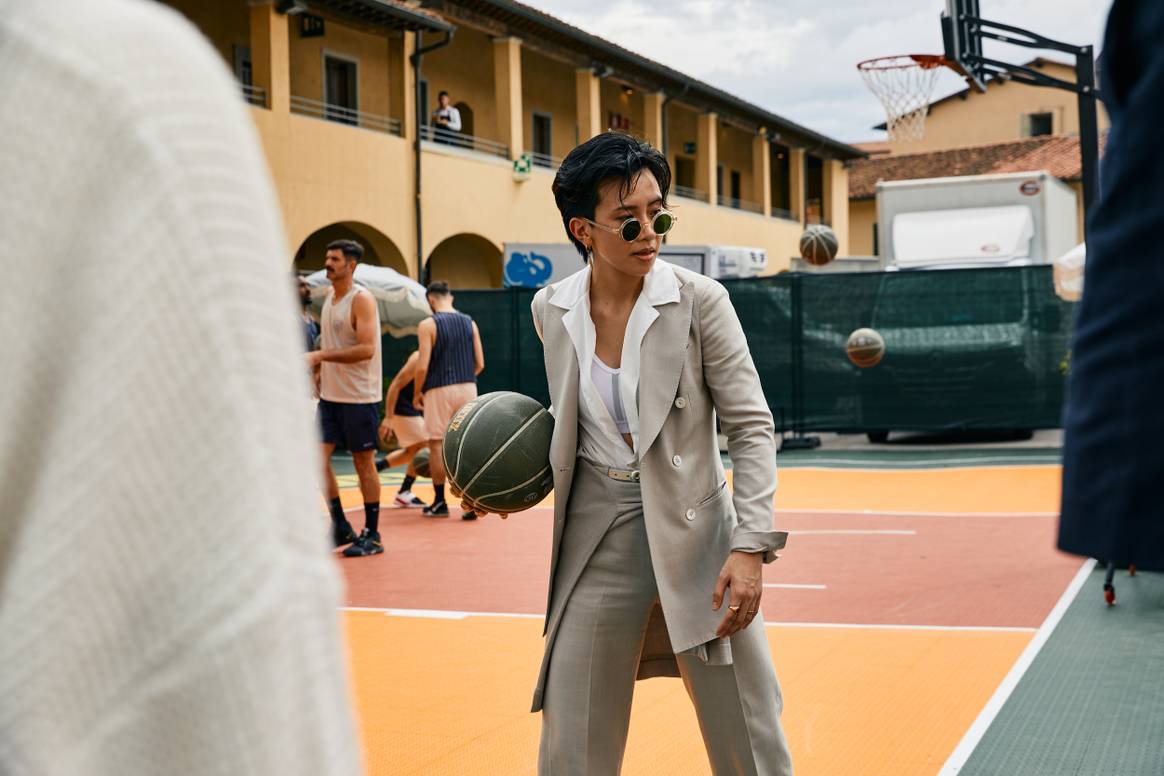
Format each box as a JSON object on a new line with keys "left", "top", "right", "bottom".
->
{"left": 538, "top": 463, "right": 793, "bottom": 775}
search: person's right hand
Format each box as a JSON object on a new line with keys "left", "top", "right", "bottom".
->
{"left": 413, "top": 392, "right": 425, "bottom": 410}
{"left": 378, "top": 417, "right": 392, "bottom": 442}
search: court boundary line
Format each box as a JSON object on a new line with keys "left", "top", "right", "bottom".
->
{"left": 778, "top": 462, "right": 1060, "bottom": 471}
{"left": 936, "top": 557, "right": 1096, "bottom": 774}
{"left": 339, "top": 606, "right": 1038, "bottom": 633}
{"left": 342, "top": 505, "right": 1057, "bottom": 518}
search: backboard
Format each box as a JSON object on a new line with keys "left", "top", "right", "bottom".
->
{"left": 942, "top": 0, "right": 987, "bottom": 92}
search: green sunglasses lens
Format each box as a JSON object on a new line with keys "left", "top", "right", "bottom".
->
{"left": 653, "top": 211, "right": 674, "bottom": 235}
{"left": 620, "top": 219, "right": 642, "bottom": 241}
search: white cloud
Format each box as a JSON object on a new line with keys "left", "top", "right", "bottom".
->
{"left": 522, "top": 0, "right": 1112, "bottom": 143}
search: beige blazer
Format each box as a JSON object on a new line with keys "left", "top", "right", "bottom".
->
{"left": 530, "top": 262, "right": 787, "bottom": 712}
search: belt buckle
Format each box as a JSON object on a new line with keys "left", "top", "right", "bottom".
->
{"left": 607, "top": 467, "right": 640, "bottom": 482}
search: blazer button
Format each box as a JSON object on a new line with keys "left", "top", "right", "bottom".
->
{"left": 685, "top": 508, "right": 696, "bottom": 521}
{"left": 672, "top": 454, "right": 682, "bottom": 467}
{"left": 674, "top": 396, "right": 688, "bottom": 409}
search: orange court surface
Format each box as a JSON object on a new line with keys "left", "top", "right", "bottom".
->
{"left": 332, "top": 461, "right": 1077, "bottom": 775}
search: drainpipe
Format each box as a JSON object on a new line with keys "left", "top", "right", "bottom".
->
{"left": 410, "top": 28, "right": 454, "bottom": 284}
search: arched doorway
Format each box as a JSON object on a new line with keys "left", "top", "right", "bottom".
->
{"left": 293, "top": 221, "right": 409, "bottom": 275}
{"left": 426, "top": 233, "right": 502, "bottom": 289}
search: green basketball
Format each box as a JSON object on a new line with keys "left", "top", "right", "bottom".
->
{"left": 442, "top": 391, "right": 554, "bottom": 514}
{"left": 412, "top": 447, "right": 431, "bottom": 478}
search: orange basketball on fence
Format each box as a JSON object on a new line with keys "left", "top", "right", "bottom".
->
{"left": 846, "top": 328, "right": 885, "bottom": 368}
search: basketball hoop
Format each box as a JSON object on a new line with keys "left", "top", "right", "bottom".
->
{"left": 857, "top": 54, "right": 950, "bottom": 142}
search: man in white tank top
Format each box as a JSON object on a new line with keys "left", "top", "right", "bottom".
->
{"left": 307, "top": 239, "right": 384, "bottom": 556}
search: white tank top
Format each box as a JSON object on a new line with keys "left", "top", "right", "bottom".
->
{"left": 320, "top": 286, "right": 382, "bottom": 404}
{"left": 590, "top": 356, "right": 630, "bottom": 434}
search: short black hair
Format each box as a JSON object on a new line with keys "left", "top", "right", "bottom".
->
{"left": 552, "top": 131, "right": 671, "bottom": 260}
{"left": 426, "top": 280, "right": 451, "bottom": 297}
{"left": 438, "top": 90, "right": 450, "bottom": 99}
{"left": 325, "top": 239, "right": 364, "bottom": 262}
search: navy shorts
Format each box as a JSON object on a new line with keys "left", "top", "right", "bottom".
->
{"left": 317, "top": 399, "right": 380, "bottom": 452}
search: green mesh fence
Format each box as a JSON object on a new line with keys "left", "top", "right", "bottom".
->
{"left": 380, "top": 266, "right": 1075, "bottom": 433}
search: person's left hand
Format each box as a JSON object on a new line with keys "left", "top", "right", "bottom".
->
{"left": 712, "top": 550, "right": 764, "bottom": 638}
{"left": 413, "top": 391, "right": 425, "bottom": 410}
{"left": 305, "top": 350, "right": 323, "bottom": 369}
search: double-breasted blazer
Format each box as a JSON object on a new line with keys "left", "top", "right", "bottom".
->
{"left": 530, "top": 261, "right": 787, "bottom": 712}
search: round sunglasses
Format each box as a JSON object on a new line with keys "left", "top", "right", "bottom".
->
{"left": 583, "top": 209, "right": 677, "bottom": 242}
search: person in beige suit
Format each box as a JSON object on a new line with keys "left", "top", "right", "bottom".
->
{"left": 526, "top": 132, "right": 793, "bottom": 774}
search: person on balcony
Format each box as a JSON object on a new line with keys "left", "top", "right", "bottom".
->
{"left": 431, "top": 90, "right": 462, "bottom": 145}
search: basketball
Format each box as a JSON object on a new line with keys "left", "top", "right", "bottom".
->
{"left": 412, "top": 447, "right": 431, "bottom": 478}
{"left": 442, "top": 391, "right": 555, "bottom": 514}
{"left": 846, "top": 327, "right": 886, "bottom": 368}
{"left": 799, "top": 224, "right": 840, "bottom": 266}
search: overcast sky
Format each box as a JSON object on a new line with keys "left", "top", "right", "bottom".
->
{"left": 520, "top": 0, "right": 1112, "bottom": 145}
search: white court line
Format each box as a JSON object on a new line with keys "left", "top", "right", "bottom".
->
{"left": 780, "top": 460, "right": 1059, "bottom": 470}
{"left": 764, "top": 583, "right": 827, "bottom": 590}
{"left": 776, "top": 508, "right": 1057, "bottom": 518}
{"left": 937, "top": 557, "right": 1096, "bottom": 775}
{"left": 787, "top": 529, "right": 916, "bottom": 536}
{"left": 340, "top": 606, "right": 1038, "bottom": 633}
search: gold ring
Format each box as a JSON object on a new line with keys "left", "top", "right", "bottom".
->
{"left": 728, "top": 605, "right": 741, "bottom": 612}
{"left": 747, "top": 610, "right": 758, "bottom": 615}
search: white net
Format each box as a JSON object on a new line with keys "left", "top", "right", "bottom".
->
{"left": 858, "top": 55, "right": 947, "bottom": 142}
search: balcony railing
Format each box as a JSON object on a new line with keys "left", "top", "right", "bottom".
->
{"left": 673, "top": 185, "right": 707, "bottom": 201}
{"left": 771, "top": 206, "right": 798, "bottom": 221}
{"left": 420, "top": 125, "right": 509, "bottom": 159}
{"left": 290, "top": 95, "right": 401, "bottom": 136}
{"left": 717, "top": 195, "right": 764, "bottom": 214}
{"left": 240, "top": 83, "right": 267, "bottom": 108}
{"left": 528, "top": 151, "right": 562, "bottom": 169}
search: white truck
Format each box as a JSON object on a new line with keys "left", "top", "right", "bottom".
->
{"left": 502, "top": 243, "right": 767, "bottom": 287}
{"left": 857, "top": 171, "right": 1077, "bottom": 441}
{"left": 877, "top": 171, "right": 1077, "bottom": 270}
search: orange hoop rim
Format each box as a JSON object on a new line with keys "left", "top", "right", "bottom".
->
{"left": 856, "top": 54, "right": 950, "bottom": 72}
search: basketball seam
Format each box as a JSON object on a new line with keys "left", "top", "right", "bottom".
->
{"left": 450, "top": 393, "right": 507, "bottom": 482}
{"left": 459, "top": 408, "right": 549, "bottom": 497}
{"left": 472, "top": 464, "right": 553, "bottom": 504}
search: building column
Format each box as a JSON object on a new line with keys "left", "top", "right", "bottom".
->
{"left": 389, "top": 32, "right": 416, "bottom": 140}
{"left": 823, "top": 159, "right": 850, "bottom": 253}
{"left": 643, "top": 91, "right": 665, "bottom": 150}
{"left": 789, "top": 147, "right": 806, "bottom": 223}
{"left": 575, "top": 68, "right": 602, "bottom": 143}
{"left": 752, "top": 130, "right": 771, "bottom": 216}
{"left": 492, "top": 36, "right": 523, "bottom": 160}
{"left": 695, "top": 112, "right": 718, "bottom": 205}
{"left": 249, "top": 1, "right": 289, "bottom": 113}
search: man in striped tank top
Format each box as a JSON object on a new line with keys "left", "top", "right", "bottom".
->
{"left": 413, "top": 281, "right": 485, "bottom": 518}
{"left": 306, "top": 239, "right": 384, "bottom": 556}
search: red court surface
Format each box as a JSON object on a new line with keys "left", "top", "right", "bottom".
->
{"left": 339, "top": 505, "right": 1080, "bottom": 629}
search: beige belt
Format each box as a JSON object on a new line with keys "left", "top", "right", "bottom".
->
{"left": 605, "top": 466, "right": 641, "bottom": 482}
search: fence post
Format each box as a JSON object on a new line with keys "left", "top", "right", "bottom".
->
{"left": 780, "top": 272, "right": 821, "bottom": 452}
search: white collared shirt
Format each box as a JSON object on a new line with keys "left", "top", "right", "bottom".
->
{"left": 548, "top": 259, "right": 682, "bottom": 468}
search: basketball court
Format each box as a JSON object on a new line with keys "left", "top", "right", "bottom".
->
{"left": 321, "top": 446, "right": 1163, "bottom": 775}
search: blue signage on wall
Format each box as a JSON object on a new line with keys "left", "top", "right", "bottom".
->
{"left": 504, "top": 250, "right": 553, "bottom": 287}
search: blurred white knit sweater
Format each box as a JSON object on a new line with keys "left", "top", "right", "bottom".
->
{"left": 0, "top": 1, "right": 360, "bottom": 774}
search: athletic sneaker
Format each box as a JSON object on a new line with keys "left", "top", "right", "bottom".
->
{"left": 343, "top": 529, "right": 383, "bottom": 557}
{"left": 393, "top": 490, "right": 426, "bottom": 508}
{"left": 422, "top": 501, "right": 449, "bottom": 517}
{"left": 332, "top": 519, "right": 357, "bottom": 547}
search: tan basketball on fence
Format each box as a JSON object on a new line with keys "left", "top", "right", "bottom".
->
{"left": 846, "top": 328, "right": 886, "bottom": 368}
{"left": 799, "top": 224, "right": 840, "bottom": 266}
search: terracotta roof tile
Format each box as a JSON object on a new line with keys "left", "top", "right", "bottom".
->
{"left": 848, "top": 133, "right": 1108, "bottom": 199}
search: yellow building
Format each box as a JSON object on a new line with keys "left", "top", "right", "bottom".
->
{"left": 848, "top": 58, "right": 1108, "bottom": 256}
{"left": 160, "top": 0, "right": 863, "bottom": 286}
